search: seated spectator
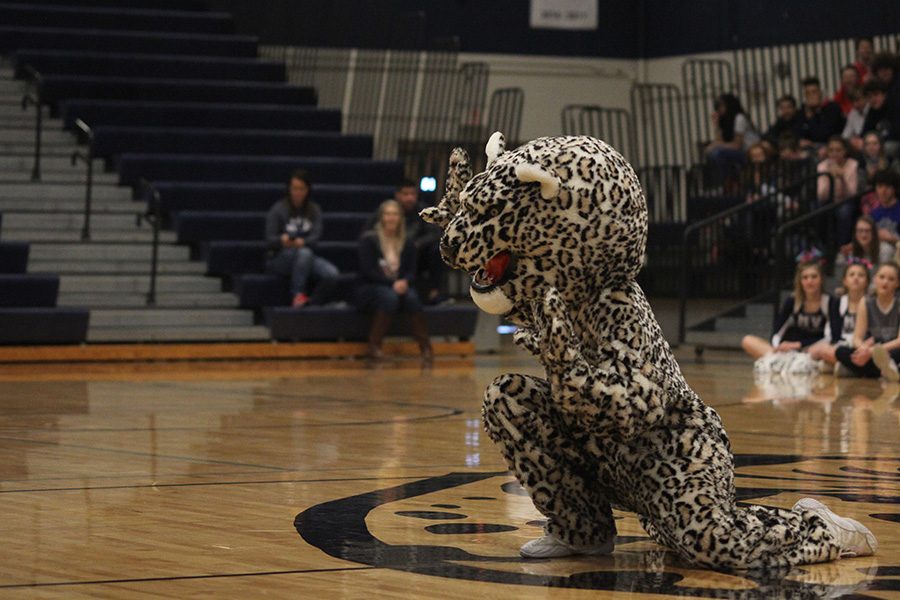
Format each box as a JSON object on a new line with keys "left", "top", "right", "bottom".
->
{"left": 860, "top": 131, "right": 895, "bottom": 185}
{"left": 777, "top": 131, "right": 811, "bottom": 162}
{"left": 841, "top": 87, "right": 868, "bottom": 148}
{"left": 853, "top": 37, "right": 874, "bottom": 83}
{"left": 704, "top": 93, "right": 760, "bottom": 177}
{"left": 868, "top": 169, "right": 900, "bottom": 263}
{"left": 763, "top": 95, "right": 804, "bottom": 146}
{"left": 743, "top": 142, "right": 777, "bottom": 202}
{"left": 357, "top": 200, "right": 432, "bottom": 366}
{"left": 809, "top": 262, "right": 870, "bottom": 367}
{"left": 798, "top": 77, "right": 846, "bottom": 155}
{"left": 871, "top": 52, "right": 899, "bottom": 93}
{"left": 741, "top": 261, "right": 832, "bottom": 359}
{"left": 817, "top": 136, "right": 859, "bottom": 245}
{"left": 836, "top": 216, "right": 880, "bottom": 272}
{"left": 362, "top": 180, "right": 446, "bottom": 305}
{"left": 265, "top": 169, "right": 339, "bottom": 308}
{"left": 833, "top": 64, "right": 861, "bottom": 116}
{"left": 861, "top": 79, "right": 900, "bottom": 159}
{"left": 834, "top": 262, "right": 900, "bottom": 380}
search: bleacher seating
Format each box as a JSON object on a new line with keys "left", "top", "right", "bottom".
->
{"left": 118, "top": 155, "right": 404, "bottom": 187}
{"left": 91, "top": 128, "right": 372, "bottom": 160}
{"left": 13, "top": 50, "right": 286, "bottom": 82}
{"left": 0, "top": 3, "right": 235, "bottom": 34}
{"left": 0, "top": 241, "right": 29, "bottom": 273}
{"left": 0, "top": 26, "right": 258, "bottom": 57}
{"left": 150, "top": 183, "right": 392, "bottom": 219}
{"left": 39, "top": 76, "right": 316, "bottom": 114}
{"left": 61, "top": 100, "right": 340, "bottom": 132}
{"left": 0, "top": 0, "right": 479, "bottom": 346}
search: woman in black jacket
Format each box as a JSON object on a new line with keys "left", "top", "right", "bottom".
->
{"left": 357, "top": 199, "right": 432, "bottom": 365}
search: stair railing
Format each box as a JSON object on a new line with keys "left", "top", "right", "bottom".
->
{"left": 19, "top": 65, "right": 43, "bottom": 182}
{"left": 137, "top": 179, "right": 162, "bottom": 307}
{"left": 70, "top": 119, "right": 95, "bottom": 241}
{"left": 678, "top": 172, "right": 834, "bottom": 344}
{"left": 773, "top": 187, "right": 870, "bottom": 321}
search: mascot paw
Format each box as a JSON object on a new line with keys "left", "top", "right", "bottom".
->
{"left": 512, "top": 326, "right": 542, "bottom": 355}
{"left": 532, "top": 288, "right": 580, "bottom": 365}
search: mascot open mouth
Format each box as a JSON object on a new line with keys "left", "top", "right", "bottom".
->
{"left": 471, "top": 251, "right": 515, "bottom": 293}
{"left": 469, "top": 251, "right": 516, "bottom": 315}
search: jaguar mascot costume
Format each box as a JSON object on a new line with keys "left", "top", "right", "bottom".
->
{"left": 420, "top": 133, "right": 877, "bottom": 570}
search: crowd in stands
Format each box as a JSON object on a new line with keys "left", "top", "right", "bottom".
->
{"left": 264, "top": 170, "right": 445, "bottom": 365}
{"left": 726, "top": 41, "right": 900, "bottom": 380}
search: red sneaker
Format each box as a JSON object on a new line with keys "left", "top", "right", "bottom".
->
{"left": 292, "top": 293, "right": 309, "bottom": 308}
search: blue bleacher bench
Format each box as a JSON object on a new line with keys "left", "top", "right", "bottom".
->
{"left": 40, "top": 76, "right": 316, "bottom": 114}
{"left": 0, "top": 242, "right": 29, "bottom": 274}
{"left": 149, "top": 182, "right": 391, "bottom": 218}
{"left": 91, "top": 127, "right": 371, "bottom": 160}
{"left": 0, "top": 26, "right": 258, "bottom": 57}
{"left": 62, "top": 100, "right": 339, "bottom": 132}
{"left": 0, "top": 308, "right": 89, "bottom": 344}
{"left": 13, "top": 50, "right": 285, "bottom": 83}
{"left": 0, "top": 3, "right": 234, "bottom": 34}
{"left": 120, "top": 155, "right": 404, "bottom": 187}
{"left": 0, "top": 274, "right": 59, "bottom": 307}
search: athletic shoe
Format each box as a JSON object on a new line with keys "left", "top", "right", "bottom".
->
{"left": 292, "top": 293, "right": 310, "bottom": 308}
{"left": 871, "top": 345, "right": 900, "bottom": 382}
{"left": 519, "top": 533, "right": 614, "bottom": 559}
{"left": 833, "top": 362, "right": 855, "bottom": 378}
{"left": 793, "top": 498, "right": 877, "bottom": 558}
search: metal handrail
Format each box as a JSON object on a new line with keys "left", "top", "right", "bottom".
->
{"left": 677, "top": 171, "right": 835, "bottom": 344}
{"left": 19, "top": 65, "right": 43, "bottom": 182}
{"left": 137, "top": 179, "right": 161, "bottom": 307}
{"left": 773, "top": 187, "right": 871, "bottom": 320}
{"left": 70, "top": 119, "right": 95, "bottom": 241}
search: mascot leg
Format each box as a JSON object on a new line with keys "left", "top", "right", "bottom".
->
{"left": 483, "top": 373, "right": 616, "bottom": 555}
{"left": 640, "top": 430, "right": 860, "bottom": 569}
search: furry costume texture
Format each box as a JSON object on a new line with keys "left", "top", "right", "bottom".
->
{"left": 421, "top": 133, "right": 847, "bottom": 569}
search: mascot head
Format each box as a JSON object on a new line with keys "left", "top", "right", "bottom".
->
{"left": 421, "top": 132, "right": 647, "bottom": 325}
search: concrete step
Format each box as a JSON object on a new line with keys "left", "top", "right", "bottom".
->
{"left": 86, "top": 325, "right": 270, "bottom": 343}
{"left": 0, "top": 128, "right": 74, "bottom": 144}
{"left": 0, "top": 183, "right": 131, "bottom": 200}
{"left": 58, "top": 292, "right": 238, "bottom": 308}
{"left": 3, "top": 212, "right": 142, "bottom": 229}
{"left": 0, "top": 155, "right": 103, "bottom": 171}
{"left": 0, "top": 198, "right": 140, "bottom": 212}
{"left": 0, "top": 146, "right": 75, "bottom": 156}
{"left": 0, "top": 172, "right": 119, "bottom": 184}
{"left": 90, "top": 308, "right": 254, "bottom": 327}
{"left": 1, "top": 229, "right": 177, "bottom": 243}
{"left": 30, "top": 242, "right": 189, "bottom": 261}
{"left": 59, "top": 274, "right": 221, "bottom": 293}
{"left": 30, "top": 260, "right": 206, "bottom": 275}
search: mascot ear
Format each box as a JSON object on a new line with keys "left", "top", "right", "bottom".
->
{"left": 485, "top": 131, "right": 506, "bottom": 167}
{"left": 515, "top": 163, "right": 560, "bottom": 200}
{"left": 420, "top": 147, "right": 472, "bottom": 229}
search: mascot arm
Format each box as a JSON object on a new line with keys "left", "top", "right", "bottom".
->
{"left": 535, "top": 288, "right": 665, "bottom": 441}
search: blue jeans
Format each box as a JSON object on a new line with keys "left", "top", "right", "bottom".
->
{"left": 267, "top": 247, "right": 339, "bottom": 304}
{"left": 356, "top": 284, "right": 422, "bottom": 314}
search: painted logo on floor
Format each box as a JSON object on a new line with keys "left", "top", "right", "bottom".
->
{"left": 294, "top": 454, "right": 899, "bottom": 598}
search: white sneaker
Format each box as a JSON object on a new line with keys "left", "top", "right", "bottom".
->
{"left": 871, "top": 345, "right": 900, "bottom": 382}
{"left": 519, "top": 533, "right": 614, "bottom": 559}
{"left": 833, "top": 362, "right": 855, "bottom": 378}
{"left": 793, "top": 498, "right": 878, "bottom": 558}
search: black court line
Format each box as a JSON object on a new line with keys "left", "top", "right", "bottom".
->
{"left": 0, "top": 474, "right": 425, "bottom": 494}
{"left": 0, "top": 566, "right": 377, "bottom": 589}
{"left": 0, "top": 436, "right": 291, "bottom": 472}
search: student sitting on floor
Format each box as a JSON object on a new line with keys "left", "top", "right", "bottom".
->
{"left": 835, "top": 261, "right": 900, "bottom": 380}
{"left": 742, "top": 260, "right": 833, "bottom": 360}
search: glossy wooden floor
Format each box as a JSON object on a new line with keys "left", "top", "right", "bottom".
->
{"left": 0, "top": 346, "right": 897, "bottom": 599}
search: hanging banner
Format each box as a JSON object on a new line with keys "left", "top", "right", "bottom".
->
{"left": 529, "top": 0, "right": 598, "bottom": 30}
